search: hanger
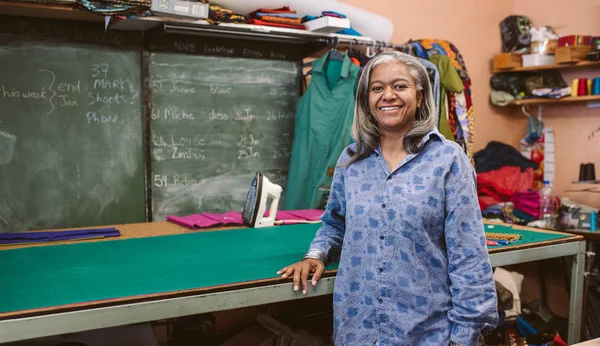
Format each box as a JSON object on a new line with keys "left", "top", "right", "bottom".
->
{"left": 365, "top": 40, "right": 377, "bottom": 58}
{"left": 327, "top": 37, "right": 344, "bottom": 62}
{"left": 521, "top": 105, "right": 532, "bottom": 118}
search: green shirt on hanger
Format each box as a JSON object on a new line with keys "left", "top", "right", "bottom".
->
{"left": 285, "top": 52, "right": 360, "bottom": 210}
{"left": 428, "top": 55, "right": 464, "bottom": 142}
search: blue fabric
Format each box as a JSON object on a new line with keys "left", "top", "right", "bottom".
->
{"left": 309, "top": 130, "right": 499, "bottom": 345}
{"left": 417, "top": 58, "right": 441, "bottom": 125}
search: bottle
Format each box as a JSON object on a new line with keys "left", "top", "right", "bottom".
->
{"left": 539, "top": 181, "right": 558, "bottom": 229}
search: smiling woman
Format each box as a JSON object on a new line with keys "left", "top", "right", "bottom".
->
{"left": 277, "top": 52, "right": 498, "bottom": 346}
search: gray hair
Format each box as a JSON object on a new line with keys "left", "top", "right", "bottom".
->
{"left": 345, "top": 51, "right": 437, "bottom": 166}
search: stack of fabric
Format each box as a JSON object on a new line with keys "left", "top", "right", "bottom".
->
{"left": 247, "top": 6, "right": 305, "bottom": 30}
{"left": 474, "top": 141, "right": 540, "bottom": 225}
{"left": 206, "top": 3, "right": 247, "bottom": 24}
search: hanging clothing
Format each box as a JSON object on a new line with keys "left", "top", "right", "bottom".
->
{"left": 428, "top": 55, "right": 463, "bottom": 142}
{"left": 285, "top": 53, "right": 360, "bottom": 210}
{"left": 417, "top": 58, "right": 441, "bottom": 122}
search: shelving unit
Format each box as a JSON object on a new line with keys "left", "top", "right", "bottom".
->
{"left": 509, "top": 95, "right": 600, "bottom": 106}
{"left": 494, "top": 60, "right": 600, "bottom": 74}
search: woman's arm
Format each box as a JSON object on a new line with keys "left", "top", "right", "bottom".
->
{"left": 277, "top": 149, "right": 349, "bottom": 294}
{"left": 444, "top": 152, "right": 499, "bottom": 346}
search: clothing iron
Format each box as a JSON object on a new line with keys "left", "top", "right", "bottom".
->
{"left": 242, "top": 172, "right": 283, "bottom": 228}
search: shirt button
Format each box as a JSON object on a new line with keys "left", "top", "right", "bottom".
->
{"left": 379, "top": 267, "right": 383, "bottom": 272}
{"left": 378, "top": 298, "right": 383, "bottom": 304}
{"left": 382, "top": 204, "right": 386, "bottom": 208}
{"left": 380, "top": 235, "right": 384, "bottom": 240}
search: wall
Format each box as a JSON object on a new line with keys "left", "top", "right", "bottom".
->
{"left": 341, "top": 0, "right": 600, "bottom": 207}
{"left": 511, "top": 0, "right": 600, "bottom": 207}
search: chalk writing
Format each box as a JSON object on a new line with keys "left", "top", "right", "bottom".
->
{"left": 266, "top": 111, "right": 294, "bottom": 121}
{"left": 174, "top": 41, "right": 196, "bottom": 53}
{"left": 86, "top": 111, "right": 118, "bottom": 125}
{"left": 209, "top": 109, "right": 229, "bottom": 121}
{"left": 204, "top": 44, "right": 236, "bottom": 56}
{"left": 209, "top": 85, "right": 232, "bottom": 95}
{"left": 234, "top": 108, "right": 256, "bottom": 122}
{"left": 153, "top": 174, "right": 205, "bottom": 187}
{"left": 152, "top": 134, "right": 206, "bottom": 149}
{"left": 151, "top": 106, "right": 195, "bottom": 121}
{"left": 243, "top": 48, "right": 263, "bottom": 58}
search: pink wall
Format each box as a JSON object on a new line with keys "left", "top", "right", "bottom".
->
{"left": 510, "top": 0, "right": 600, "bottom": 207}
{"left": 341, "top": 0, "right": 600, "bottom": 207}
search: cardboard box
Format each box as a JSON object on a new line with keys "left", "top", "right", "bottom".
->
{"left": 493, "top": 52, "right": 522, "bottom": 70}
{"left": 221, "top": 325, "right": 276, "bottom": 346}
{"left": 555, "top": 46, "right": 592, "bottom": 63}
{"left": 151, "top": 0, "right": 208, "bottom": 19}
{"left": 304, "top": 16, "right": 350, "bottom": 33}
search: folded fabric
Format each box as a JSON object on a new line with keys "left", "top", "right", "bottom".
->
{"left": 250, "top": 6, "right": 296, "bottom": 15}
{"left": 202, "top": 211, "right": 244, "bottom": 225}
{"left": 322, "top": 11, "right": 346, "bottom": 18}
{"left": 167, "top": 214, "right": 220, "bottom": 229}
{"left": 0, "top": 227, "right": 120, "bottom": 245}
{"left": 247, "top": 19, "right": 305, "bottom": 30}
{"left": 207, "top": 4, "right": 247, "bottom": 24}
{"left": 254, "top": 12, "right": 298, "bottom": 19}
{"left": 254, "top": 15, "right": 302, "bottom": 25}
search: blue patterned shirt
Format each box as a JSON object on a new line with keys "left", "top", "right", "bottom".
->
{"left": 308, "top": 130, "right": 498, "bottom": 346}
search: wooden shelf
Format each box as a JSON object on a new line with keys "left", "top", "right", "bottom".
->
{"left": 509, "top": 95, "right": 600, "bottom": 106}
{"left": 0, "top": 1, "right": 102, "bottom": 22}
{"left": 494, "top": 60, "right": 600, "bottom": 73}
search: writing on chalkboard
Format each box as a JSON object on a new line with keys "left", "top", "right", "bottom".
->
{"left": 148, "top": 53, "right": 297, "bottom": 219}
{"left": 0, "top": 37, "right": 145, "bottom": 232}
{"left": 170, "top": 41, "right": 290, "bottom": 61}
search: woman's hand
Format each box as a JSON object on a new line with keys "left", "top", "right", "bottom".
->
{"left": 277, "top": 259, "right": 325, "bottom": 295}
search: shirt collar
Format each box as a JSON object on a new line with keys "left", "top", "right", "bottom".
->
{"left": 373, "top": 128, "right": 443, "bottom": 156}
{"left": 311, "top": 51, "right": 352, "bottom": 79}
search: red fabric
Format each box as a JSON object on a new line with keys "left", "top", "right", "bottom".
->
{"left": 477, "top": 166, "right": 534, "bottom": 210}
{"left": 247, "top": 19, "right": 305, "bottom": 30}
{"left": 478, "top": 195, "right": 499, "bottom": 211}
{"left": 251, "top": 6, "right": 296, "bottom": 14}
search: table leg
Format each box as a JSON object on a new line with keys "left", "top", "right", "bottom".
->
{"left": 568, "top": 241, "right": 586, "bottom": 344}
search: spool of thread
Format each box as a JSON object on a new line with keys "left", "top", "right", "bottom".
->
{"left": 578, "top": 78, "right": 588, "bottom": 96}
{"left": 588, "top": 79, "right": 593, "bottom": 95}
{"left": 592, "top": 78, "right": 600, "bottom": 95}
{"left": 579, "top": 163, "right": 597, "bottom": 182}
{"left": 571, "top": 78, "right": 579, "bottom": 97}
{"left": 591, "top": 211, "right": 597, "bottom": 232}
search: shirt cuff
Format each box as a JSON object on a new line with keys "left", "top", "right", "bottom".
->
{"left": 450, "top": 324, "right": 480, "bottom": 346}
{"left": 303, "top": 248, "right": 328, "bottom": 264}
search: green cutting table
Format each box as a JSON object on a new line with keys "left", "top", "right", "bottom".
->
{"left": 0, "top": 221, "right": 586, "bottom": 344}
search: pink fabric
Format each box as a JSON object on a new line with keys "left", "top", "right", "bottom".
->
{"left": 512, "top": 190, "right": 541, "bottom": 218}
{"left": 202, "top": 211, "right": 244, "bottom": 225}
{"left": 284, "top": 209, "right": 324, "bottom": 221}
{"left": 167, "top": 214, "right": 220, "bottom": 229}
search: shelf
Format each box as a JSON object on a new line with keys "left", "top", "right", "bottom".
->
{"left": 0, "top": 1, "right": 102, "bottom": 22}
{"left": 493, "top": 60, "right": 600, "bottom": 73}
{"left": 509, "top": 95, "right": 600, "bottom": 106}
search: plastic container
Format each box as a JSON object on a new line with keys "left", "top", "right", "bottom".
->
{"left": 539, "top": 181, "right": 558, "bottom": 229}
{"left": 522, "top": 54, "right": 555, "bottom": 67}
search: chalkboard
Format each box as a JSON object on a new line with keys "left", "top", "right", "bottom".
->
{"left": 149, "top": 53, "right": 298, "bottom": 220}
{"left": 0, "top": 37, "right": 146, "bottom": 232}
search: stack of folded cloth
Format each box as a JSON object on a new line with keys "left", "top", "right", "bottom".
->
{"left": 206, "top": 3, "right": 247, "bottom": 24}
{"left": 247, "top": 6, "right": 305, "bottom": 30}
{"left": 167, "top": 209, "right": 324, "bottom": 229}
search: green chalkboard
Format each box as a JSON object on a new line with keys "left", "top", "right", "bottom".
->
{"left": 149, "top": 53, "right": 298, "bottom": 220}
{"left": 0, "top": 36, "right": 146, "bottom": 232}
